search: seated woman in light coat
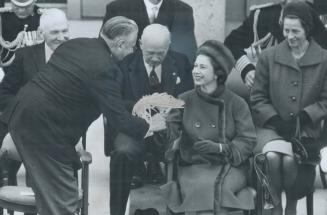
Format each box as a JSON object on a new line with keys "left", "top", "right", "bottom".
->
{"left": 251, "top": 2, "right": 327, "bottom": 215}
{"left": 161, "top": 40, "right": 257, "bottom": 215}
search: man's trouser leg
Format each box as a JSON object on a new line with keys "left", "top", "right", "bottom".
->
{"left": 110, "top": 133, "right": 144, "bottom": 215}
{"left": 10, "top": 133, "right": 79, "bottom": 215}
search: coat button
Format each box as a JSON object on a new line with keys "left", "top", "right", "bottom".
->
{"left": 211, "top": 124, "right": 216, "bottom": 128}
{"left": 290, "top": 96, "right": 296, "bottom": 101}
{"left": 194, "top": 122, "right": 201, "bottom": 128}
{"left": 292, "top": 81, "right": 298, "bottom": 86}
{"left": 289, "top": 112, "right": 295, "bottom": 117}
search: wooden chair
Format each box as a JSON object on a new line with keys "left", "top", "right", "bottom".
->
{"left": 0, "top": 136, "right": 92, "bottom": 215}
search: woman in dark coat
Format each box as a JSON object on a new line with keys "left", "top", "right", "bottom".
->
{"left": 251, "top": 2, "right": 327, "bottom": 215}
{"left": 161, "top": 40, "right": 256, "bottom": 215}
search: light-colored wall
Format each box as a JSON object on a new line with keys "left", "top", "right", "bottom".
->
{"left": 182, "top": 0, "right": 226, "bottom": 45}
{"left": 80, "top": 0, "right": 111, "bottom": 18}
{"left": 67, "top": 0, "right": 81, "bottom": 19}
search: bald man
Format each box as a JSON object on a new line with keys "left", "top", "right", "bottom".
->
{"left": 107, "top": 24, "right": 193, "bottom": 215}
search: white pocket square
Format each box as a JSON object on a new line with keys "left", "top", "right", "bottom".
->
{"left": 176, "top": 77, "right": 181, "bottom": 84}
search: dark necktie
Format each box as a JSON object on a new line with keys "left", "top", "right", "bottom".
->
{"left": 149, "top": 67, "right": 160, "bottom": 87}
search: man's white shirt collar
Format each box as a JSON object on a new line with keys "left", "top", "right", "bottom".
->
{"left": 143, "top": 59, "right": 162, "bottom": 82}
{"left": 143, "top": 0, "right": 163, "bottom": 19}
{"left": 44, "top": 43, "right": 54, "bottom": 63}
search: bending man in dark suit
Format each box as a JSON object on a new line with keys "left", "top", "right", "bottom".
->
{"left": 0, "top": 8, "right": 69, "bottom": 215}
{"left": 0, "top": 16, "right": 166, "bottom": 215}
{"left": 102, "top": 0, "right": 197, "bottom": 63}
{"left": 107, "top": 23, "right": 193, "bottom": 215}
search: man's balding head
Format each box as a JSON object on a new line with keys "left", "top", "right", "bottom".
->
{"left": 140, "top": 24, "right": 171, "bottom": 67}
{"left": 39, "top": 8, "right": 69, "bottom": 51}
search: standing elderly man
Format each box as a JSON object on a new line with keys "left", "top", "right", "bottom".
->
{"left": 0, "top": 9, "right": 69, "bottom": 210}
{"left": 0, "top": 16, "right": 165, "bottom": 215}
{"left": 107, "top": 23, "right": 193, "bottom": 215}
{"left": 1, "top": 0, "right": 41, "bottom": 70}
{"left": 224, "top": 0, "right": 327, "bottom": 89}
{"left": 102, "top": 0, "right": 197, "bottom": 63}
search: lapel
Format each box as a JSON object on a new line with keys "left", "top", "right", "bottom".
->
{"left": 139, "top": 0, "right": 151, "bottom": 25}
{"left": 127, "top": 51, "right": 151, "bottom": 99}
{"left": 161, "top": 54, "right": 178, "bottom": 95}
{"left": 31, "top": 43, "right": 46, "bottom": 74}
{"left": 154, "top": 0, "right": 174, "bottom": 28}
{"left": 297, "top": 40, "right": 323, "bottom": 67}
{"left": 274, "top": 40, "right": 299, "bottom": 71}
{"left": 274, "top": 40, "right": 323, "bottom": 71}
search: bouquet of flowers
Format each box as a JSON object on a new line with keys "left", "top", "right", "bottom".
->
{"left": 132, "top": 92, "right": 185, "bottom": 124}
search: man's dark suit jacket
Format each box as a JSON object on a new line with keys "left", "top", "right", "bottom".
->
{"left": 0, "top": 43, "right": 46, "bottom": 112}
{"left": 104, "top": 49, "right": 193, "bottom": 155}
{"left": 102, "top": 0, "right": 197, "bottom": 63}
{"left": 1, "top": 38, "right": 149, "bottom": 168}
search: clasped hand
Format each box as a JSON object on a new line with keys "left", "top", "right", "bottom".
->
{"left": 193, "top": 139, "right": 222, "bottom": 154}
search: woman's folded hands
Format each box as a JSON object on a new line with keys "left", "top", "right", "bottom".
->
{"left": 193, "top": 139, "right": 223, "bottom": 154}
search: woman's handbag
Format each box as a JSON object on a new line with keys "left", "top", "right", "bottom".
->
{"left": 290, "top": 117, "right": 321, "bottom": 164}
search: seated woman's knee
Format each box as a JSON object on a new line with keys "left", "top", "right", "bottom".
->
{"left": 265, "top": 151, "right": 281, "bottom": 162}
{"left": 282, "top": 155, "right": 297, "bottom": 169}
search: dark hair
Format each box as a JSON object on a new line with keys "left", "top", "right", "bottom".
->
{"left": 282, "top": 1, "right": 313, "bottom": 38}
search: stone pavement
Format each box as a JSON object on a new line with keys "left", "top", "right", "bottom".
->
{"left": 5, "top": 19, "right": 327, "bottom": 215}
